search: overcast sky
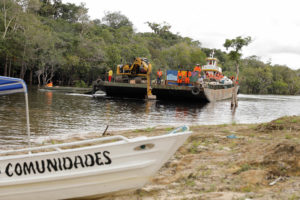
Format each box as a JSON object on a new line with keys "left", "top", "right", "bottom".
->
{"left": 63, "top": 0, "right": 300, "bottom": 70}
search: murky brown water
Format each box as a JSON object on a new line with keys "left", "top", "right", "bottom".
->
{"left": 1, "top": 87, "right": 300, "bottom": 147}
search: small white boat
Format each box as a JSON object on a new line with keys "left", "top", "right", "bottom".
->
{"left": 0, "top": 76, "right": 191, "bottom": 200}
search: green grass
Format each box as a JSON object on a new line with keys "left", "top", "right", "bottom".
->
{"left": 222, "top": 129, "right": 232, "bottom": 134}
{"left": 186, "top": 179, "right": 196, "bottom": 187}
{"left": 217, "top": 124, "right": 228, "bottom": 127}
{"left": 165, "top": 127, "right": 174, "bottom": 131}
{"left": 206, "top": 184, "right": 216, "bottom": 192}
{"left": 236, "top": 163, "right": 252, "bottom": 174}
{"left": 201, "top": 169, "right": 212, "bottom": 177}
{"left": 249, "top": 133, "right": 255, "bottom": 137}
{"left": 285, "top": 134, "right": 292, "bottom": 139}
{"left": 291, "top": 119, "right": 298, "bottom": 123}
{"left": 275, "top": 120, "right": 284, "bottom": 124}
{"left": 288, "top": 194, "right": 300, "bottom": 200}
{"left": 144, "top": 127, "right": 155, "bottom": 132}
{"left": 189, "top": 140, "right": 202, "bottom": 154}
{"left": 240, "top": 185, "right": 252, "bottom": 193}
{"left": 133, "top": 127, "right": 156, "bottom": 133}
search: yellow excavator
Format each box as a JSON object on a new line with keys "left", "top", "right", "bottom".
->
{"left": 116, "top": 57, "right": 152, "bottom": 77}
{"left": 116, "top": 57, "right": 154, "bottom": 98}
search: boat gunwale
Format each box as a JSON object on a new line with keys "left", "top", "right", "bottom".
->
{"left": 0, "top": 131, "right": 192, "bottom": 160}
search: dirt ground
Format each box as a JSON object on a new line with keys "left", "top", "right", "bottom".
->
{"left": 45, "top": 116, "right": 300, "bottom": 200}
{"left": 84, "top": 116, "right": 300, "bottom": 200}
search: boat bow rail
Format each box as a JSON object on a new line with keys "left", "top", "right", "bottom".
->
{"left": 0, "top": 135, "right": 131, "bottom": 156}
{"left": 0, "top": 125, "right": 192, "bottom": 157}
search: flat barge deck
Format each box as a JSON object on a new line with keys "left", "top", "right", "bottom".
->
{"left": 93, "top": 81, "right": 235, "bottom": 102}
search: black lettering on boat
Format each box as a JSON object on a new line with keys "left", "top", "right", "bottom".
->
{"left": 57, "top": 158, "right": 63, "bottom": 171}
{"left": 3, "top": 150, "right": 112, "bottom": 178}
{"left": 47, "top": 159, "right": 58, "bottom": 172}
{"left": 5, "top": 163, "right": 13, "bottom": 177}
{"left": 23, "top": 162, "right": 36, "bottom": 175}
{"left": 103, "top": 151, "right": 111, "bottom": 165}
{"left": 84, "top": 154, "right": 95, "bottom": 167}
{"left": 94, "top": 152, "right": 103, "bottom": 166}
{"left": 15, "top": 163, "right": 22, "bottom": 176}
{"left": 63, "top": 157, "right": 73, "bottom": 170}
{"left": 35, "top": 160, "right": 45, "bottom": 174}
{"left": 74, "top": 156, "right": 85, "bottom": 168}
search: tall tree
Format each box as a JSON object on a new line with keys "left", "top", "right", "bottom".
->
{"left": 224, "top": 36, "right": 251, "bottom": 107}
{"left": 102, "top": 11, "right": 132, "bottom": 29}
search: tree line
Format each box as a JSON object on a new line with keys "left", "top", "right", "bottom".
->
{"left": 1, "top": 0, "right": 300, "bottom": 94}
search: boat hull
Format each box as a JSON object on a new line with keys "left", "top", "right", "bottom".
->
{"left": 99, "top": 82, "right": 148, "bottom": 99}
{"left": 152, "top": 85, "right": 208, "bottom": 102}
{"left": 94, "top": 81, "right": 236, "bottom": 102}
{"left": 42, "top": 86, "right": 92, "bottom": 94}
{"left": 204, "top": 86, "right": 237, "bottom": 102}
{"left": 0, "top": 131, "right": 191, "bottom": 200}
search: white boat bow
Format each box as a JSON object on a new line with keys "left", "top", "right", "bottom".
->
{"left": 0, "top": 76, "right": 192, "bottom": 200}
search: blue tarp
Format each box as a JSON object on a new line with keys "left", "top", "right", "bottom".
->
{"left": 166, "top": 70, "right": 199, "bottom": 83}
{"left": 0, "top": 76, "right": 27, "bottom": 95}
{"left": 166, "top": 70, "right": 178, "bottom": 81}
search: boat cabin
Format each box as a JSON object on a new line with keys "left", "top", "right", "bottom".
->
{"left": 201, "top": 51, "right": 223, "bottom": 79}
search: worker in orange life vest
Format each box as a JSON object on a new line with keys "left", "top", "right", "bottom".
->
{"left": 156, "top": 68, "right": 163, "bottom": 85}
{"left": 235, "top": 76, "right": 239, "bottom": 84}
{"left": 193, "top": 64, "right": 201, "bottom": 77}
{"left": 177, "top": 70, "right": 183, "bottom": 85}
{"left": 185, "top": 70, "right": 192, "bottom": 85}
{"left": 46, "top": 82, "right": 53, "bottom": 87}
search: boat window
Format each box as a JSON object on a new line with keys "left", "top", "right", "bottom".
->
{"left": 134, "top": 143, "right": 154, "bottom": 151}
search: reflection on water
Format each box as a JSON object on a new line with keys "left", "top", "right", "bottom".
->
{"left": 1, "top": 88, "right": 300, "bottom": 147}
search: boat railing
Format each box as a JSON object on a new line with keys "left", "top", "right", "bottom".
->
{"left": 168, "top": 125, "right": 189, "bottom": 134}
{"left": 0, "top": 135, "right": 130, "bottom": 156}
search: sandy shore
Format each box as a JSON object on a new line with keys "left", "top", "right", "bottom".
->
{"left": 50, "top": 116, "right": 300, "bottom": 200}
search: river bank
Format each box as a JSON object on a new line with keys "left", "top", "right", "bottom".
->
{"left": 63, "top": 115, "right": 300, "bottom": 200}
{"left": 22, "top": 116, "right": 299, "bottom": 199}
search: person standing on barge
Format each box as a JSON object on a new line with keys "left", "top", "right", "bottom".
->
{"left": 193, "top": 64, "right": 201, "bottom": 77}
{"left": 108, "top": 69, "right": 113, "bottom": 82}
{"left": 157, "top": 68, "right": 163, "bottom": 85}
{"left": 177, "top": 70, "right": 183, "bottom": 85}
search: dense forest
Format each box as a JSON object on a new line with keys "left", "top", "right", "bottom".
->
{"left": 1, "top": 0, "right": 300, "bottom": 94}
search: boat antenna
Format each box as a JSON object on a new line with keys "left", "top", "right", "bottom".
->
{"left": 210, "top": 50, "right": 215, "bottom": 58}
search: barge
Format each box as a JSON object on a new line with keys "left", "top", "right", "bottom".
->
{"left": 94, "top": 80, "right": 235, "bottom": 102}
{"left": 93, "top": 53, "right": 237, "bottom": 102}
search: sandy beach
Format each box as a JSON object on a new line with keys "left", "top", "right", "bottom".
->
{"left": 91, "top": 116, "right": 300, "bottom": 200}
{"left": 47, "top": 116, "right": 300, "bottom": 200}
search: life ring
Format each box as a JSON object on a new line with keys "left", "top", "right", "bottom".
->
{"left": 96, "top": 79, "right": 102, "bottom": 84}
{"left": 191, "top": 86, "right": 200, "bottom": 95}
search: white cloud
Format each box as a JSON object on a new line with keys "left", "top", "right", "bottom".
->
{"left": 63, "top": 0, "right": 300, "bottom": 69}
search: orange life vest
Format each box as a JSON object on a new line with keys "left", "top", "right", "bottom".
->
{"left": 157, "top": 71, "right": 163, "bottom": 77}
{"left": 193, "top": 66, "right": 201, "bottom": 72}
{"left": 46, "top": 82, "right": 53, "bottom": 87}
{"left": 185, "top": 72, "right": 191, "bottom": 84}
{"left": 177, "top": 71, "right": 182, "bottom": 83}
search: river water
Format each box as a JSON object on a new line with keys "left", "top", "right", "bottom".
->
{"left": 1, "top": 88, "right": 300, "bottom": 147}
